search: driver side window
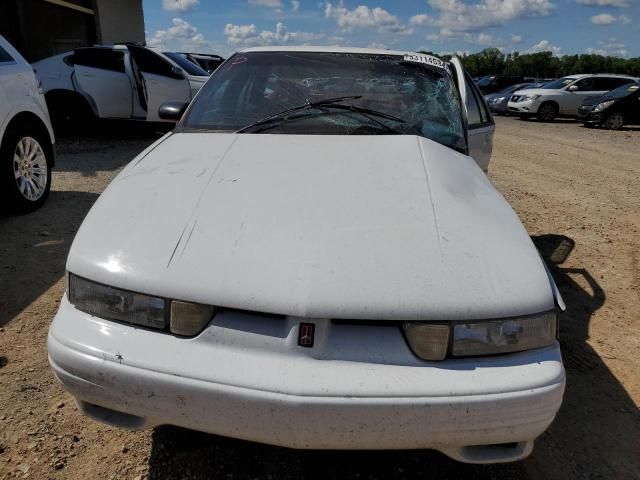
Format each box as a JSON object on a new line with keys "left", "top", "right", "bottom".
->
{"left": 573, "top": 78, "right": 595, "bottom": 92}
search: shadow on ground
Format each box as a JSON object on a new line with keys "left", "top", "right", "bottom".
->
{"left": 144, "top": 235, "right": 638, "bottom": 479}
{"left": 53, "top": 120, "right": 170, "bottom": 177}
{"left": 0, "top": 191, "right": 99, "bottom": 327}
{"left": 0, "top": 122, "right": 164, "bottom": 326}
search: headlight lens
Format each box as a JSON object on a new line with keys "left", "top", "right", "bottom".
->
{"left": 404, "top": 311, "right": 557, "bottom": 360}
{"left": 521, "top": 94, "right": 541, "bottom": 101}
{"left": 69, "top": 273, "right": 167, "bottom": 329}
{"left": 593, "top": 100, "right": 615, "bottom": 112}
{"left": 452, "top": 312, "right": 557, "bottom": 357}
{"left": 68, "top": 273, "right": 215, "bottom": 336}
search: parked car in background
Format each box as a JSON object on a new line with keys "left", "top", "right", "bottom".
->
{"left": 578, "top": 82, "right": 640, "bottom": 130}
{"left": 48, "top": 47, "right": 565, "bottom": 465}
{"left": 485, "top": 82, "right": 538, "bottom": 114}
{"left": 174, "top": 52, "right": 225, "bottom": 74}
{"left": 476, "top": 75, "right": 531, "bottom": 95}
{"left": 508, "top": 74, "right": 638, "bottom": 121}
{"left": 33, "top": 44, "right": 209, "bottom": 129}
{"left": 0, "top": 35, "right": 55, "bottom": 213}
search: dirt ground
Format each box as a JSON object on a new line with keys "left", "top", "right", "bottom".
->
{"left": 0, "top": 117, "right": 638, "bottom": 480}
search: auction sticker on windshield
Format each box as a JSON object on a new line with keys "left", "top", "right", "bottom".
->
{"left": 403, "top": 54, "right": 449, "bottom": 72}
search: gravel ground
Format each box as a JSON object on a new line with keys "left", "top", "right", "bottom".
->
{"left": 0, "top": 117, "right": 638, "bottom": 479}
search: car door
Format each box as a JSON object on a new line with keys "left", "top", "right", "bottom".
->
{"left": 563, "top": 77, "right": 604, "bottom": 115}
{"left": 450, "top": 57, "right": 495, "bottom": 171}
{"left": 71, "top": 48, "right": 132, "bottom": 119}
{"left": 127, "top": 45, "right": 191, "bottom": 122}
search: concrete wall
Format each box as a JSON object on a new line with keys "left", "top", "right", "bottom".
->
{"left": 94, "top": 0, "right": 145, "bottom": 44}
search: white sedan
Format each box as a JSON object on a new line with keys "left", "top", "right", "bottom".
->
{"left": 33, "top": 44, "right": 210, "bottom": 128}
{"left": 48, "top": 47, "right": 565, "bottom": 464}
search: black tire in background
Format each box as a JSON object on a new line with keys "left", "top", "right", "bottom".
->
{"left": 603, "top": 113, "right": 625, "bottom": 130}
{"left": 536, "top": 102, "right": 558, "bottom": 122}
{"left": 0, "top": 118, "right": 53, "bottom": 214}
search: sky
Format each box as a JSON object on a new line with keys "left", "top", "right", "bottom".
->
{"left": 143, "top": 0, "right": 640, "bottom": 58}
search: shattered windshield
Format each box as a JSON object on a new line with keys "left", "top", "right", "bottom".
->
{"left": 183, "top": 52, "right": 466, "bottom": 152}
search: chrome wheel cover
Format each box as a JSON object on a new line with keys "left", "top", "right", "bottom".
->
{"left": 13, "top": 137, "right": 48, "bottom": 201}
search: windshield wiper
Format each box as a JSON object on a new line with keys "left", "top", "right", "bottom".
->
{"left": 235, "top": 96, "right": 362, "bottom": 133}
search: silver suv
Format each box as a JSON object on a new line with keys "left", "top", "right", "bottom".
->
{"left": 507, "top": 74, "right": 638, "bottom": 121}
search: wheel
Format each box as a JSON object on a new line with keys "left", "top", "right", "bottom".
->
{"left": 536, "top": 102, "right": 557, "bottom": 122}
{"left": 603, "top": 113, "right": 624, "bottom": 130}
{"left": 0, "top": 121, "right": 52, "bottom": 213}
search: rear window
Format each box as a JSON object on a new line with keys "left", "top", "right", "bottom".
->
{"left": 71, "top": 48, "right": 125, "bottom": 73}
{"left": 0, "top": 45, "right": 15, "bottom": 63}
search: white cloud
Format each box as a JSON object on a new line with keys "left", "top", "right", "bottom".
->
{"left": 577, "top": 0, "right": 628, "bottom": 7}
{"left": 512, "top": 34, "right": 523, "bottom": 43}
{"left": 586, "top": 38, "right": 628, "bottom": 56}
{"left": 248, "top": 0, "right": 283, "bottom": 7}
{"left": 147, "top": 17, "right": 221, "bottom": 52}
{"left": 161, "top": 0, "right": 199, "bottom": 12}
{"left": 291, "top": 0, "right": 300, "bottom": 10}
{"left": 477, "top": 33, "right": 493, "bottom": 45}
{"left": 324, "top": 2, "right": 413, "bottom": 34}
{"left": 224, "top": 22, "right": 324, "bottom": 47}
{"left": 367, "top": 42, "right": 388, "bottom": 49}
{"left": 591, "top": 13, "right": 616, "bottom": 23}
{"left": 590, "top": 13, "right": 630, "bottom": 24}
{"left": 410, "top": 13, "right": 433, "bottom": 26}
{"left": 529, "top": 39, "right": 562, "bottom": 54}
{"left": 424, "top": 30, "right": 494, "bottom": 45}
{"left": 410, "top": 0, "right": 554, "bottom": 33}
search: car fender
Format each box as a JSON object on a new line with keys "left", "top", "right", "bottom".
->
{"left": 0, "top": 102, "right": 55, "bottom": 149}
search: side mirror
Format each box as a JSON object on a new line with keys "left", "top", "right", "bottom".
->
{"left": 568, "top": 85, "right": 579, "bottom": 92}
{"left": 158, "top": 101, "right": 189, "bottom": 121}
{"left": 170, "top": 66, "right": 185, "bottom": 79}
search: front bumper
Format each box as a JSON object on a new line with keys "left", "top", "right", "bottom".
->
{"left": 48, "top": 298, "right": 565, "bottom": 464}
{"left": 508, "top": 100, "right": 539, "bottom": 115}
{"left": 578, "top": 108, "right": 602, "bottom": 124}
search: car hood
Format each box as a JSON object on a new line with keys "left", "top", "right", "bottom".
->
{"left": 67, "top": 133, "right": 555, "bottom": 320}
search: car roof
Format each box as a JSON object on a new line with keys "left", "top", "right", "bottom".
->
{"left": 238, "top": 46, "right": 421, "bottom": 57}
{"left": 563, "top": 73, "right": 637, "bottom": 80}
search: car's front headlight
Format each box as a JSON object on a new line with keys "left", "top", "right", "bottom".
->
{"left": 68, "top": 273, "right": 214, "bottom": 336}
{"left": 452, "top": 311, "right": 557, "bottom": 357}
{"left": 521, "top": 94, "right": 541, "bottom": 102}
{"left": 593, "top": 100, "right": 615, "bottom": 112}
{"left": 403, "top": 311, "right": 557, "bottom": 360}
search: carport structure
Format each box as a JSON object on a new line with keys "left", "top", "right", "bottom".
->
{"left": 0, "top": 0, "right": 145, "bottom": 62}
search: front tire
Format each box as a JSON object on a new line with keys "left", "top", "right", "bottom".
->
{"left": 536, "top": 102, "right": 558, "bottom": 122}
{"left": 603, "top": 113, "right": 624, "bottom": 130}
{"left": 0, "top": 121, "right": 53, "bottom": 213}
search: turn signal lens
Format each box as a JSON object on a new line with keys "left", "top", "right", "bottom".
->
{"left": 403, "top": 322, "right": 450, "bottom": 361}
{"left": 170, "top": 301, "right": 215, "bottom": 336}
